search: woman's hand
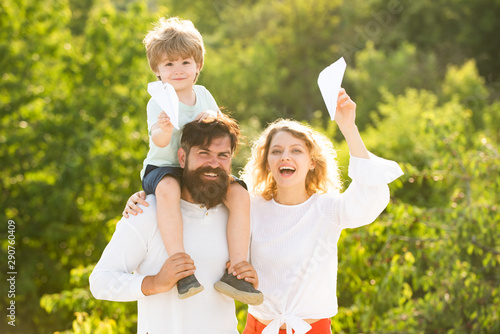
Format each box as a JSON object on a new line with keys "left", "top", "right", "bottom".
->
{"left": 122, "top": 191, "right": 148, "bottom": 218}
{"left": 334, "top": 88, "right": 357, "bottom": 132}
{"left": 227, "top": 261, "right": 259, "bottom": 289}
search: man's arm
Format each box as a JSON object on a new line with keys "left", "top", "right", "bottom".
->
{"left": 89, "top": 215, "right": 150, "bottom": 301}
{"left": 90, "top": 198, "right": 196, "bottom": 300}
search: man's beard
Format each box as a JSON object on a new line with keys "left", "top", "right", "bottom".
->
{"left": 183, "top": 165, "right": 230, "bottom": 209}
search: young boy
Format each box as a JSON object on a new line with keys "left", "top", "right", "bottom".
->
{"left": 140, "top": 17, "right": 262, "bottom": 305}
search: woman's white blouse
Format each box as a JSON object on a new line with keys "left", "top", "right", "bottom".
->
{"left": 247, "top": 153, "right": 403, "bottom": 334}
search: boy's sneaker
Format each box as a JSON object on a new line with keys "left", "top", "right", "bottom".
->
{"left": 214, "top": 269, "right": 264, "bottom": 305}
{"left": 177, "top": 274, "right": 204, "bottom": 299}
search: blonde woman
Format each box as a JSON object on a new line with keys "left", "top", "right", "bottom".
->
{"left": 124, "top": 89, "right": 403, "bottom": 333}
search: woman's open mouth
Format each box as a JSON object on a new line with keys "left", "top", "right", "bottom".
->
{"left": 279, "top": 166, "right": 296, "bottom": 176}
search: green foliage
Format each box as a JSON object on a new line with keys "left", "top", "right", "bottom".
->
{"left": 1, "top": 0, "right": 499, "bottom": 333}
{"left": 345, "top": 41, "right": 439, "bottom": 130}
{"left": 441, "top": 59, "right": 490, "bottom": 129}
{"left": 342, "top": 0, "right": 500, "bottom": 79}
{"left": 40, "top": 265, "right": 137, "bottom": 333}
{"left": 2, "top": 0, "right": 153, "bottom": 332}
{"left": 203, "top": 0, "right": 343, "bottom": 125}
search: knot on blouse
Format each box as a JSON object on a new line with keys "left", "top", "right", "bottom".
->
{"left": 262, "top": 314, "right": 312, "bottom": 334}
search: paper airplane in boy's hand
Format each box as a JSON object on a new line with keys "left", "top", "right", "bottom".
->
{"left": 317, "top": 57, "right": 346, "bottom": 121}
{"left": 147, "top": 81, "right": 180, "bottom": 129}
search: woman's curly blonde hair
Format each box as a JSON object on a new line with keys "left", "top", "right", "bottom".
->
{"left": 242, "top": 119, "right": 342, "bottom": 200}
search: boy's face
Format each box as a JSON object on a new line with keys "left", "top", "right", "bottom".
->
{"left": 154, "top": 55, "right": 201, "bottom": 94}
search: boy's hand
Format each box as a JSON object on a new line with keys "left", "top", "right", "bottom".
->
{"left": 151, "top": 111, "right": 174, "bottom": 147}
{"left": 123, "top": 191, "right": 148, "bottom": 218}
{"left": 158, "top": 111, "right": 174, "bottom": 132}
{"left": 195, "top": 109, "right": 218, "bottom": 121}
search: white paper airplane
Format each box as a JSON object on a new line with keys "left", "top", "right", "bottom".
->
{"left": 147, "top": 81, "right": 179, "bottom": 129}
{"left": 317, "top": 57, "right": 346, "bottom": 120}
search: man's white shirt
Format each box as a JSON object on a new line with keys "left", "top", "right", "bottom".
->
{"left": 90, "top": 195, "right": 238, "bottom": 334}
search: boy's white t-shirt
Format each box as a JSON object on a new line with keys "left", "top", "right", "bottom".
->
{"left": 140, "top": 85, "right": 218, "bottom": 179}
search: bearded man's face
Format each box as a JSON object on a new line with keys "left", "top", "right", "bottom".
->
{"left": 181, "top": 136, "right": 233, "bottom": 208}
{"left": 183, "top": 165, "right": 230, "bottom": 209}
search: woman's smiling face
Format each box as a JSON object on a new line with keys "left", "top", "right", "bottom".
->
{"left": 267, "top": 130, "right": 315, "bottom": 192}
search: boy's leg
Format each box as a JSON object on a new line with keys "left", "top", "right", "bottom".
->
{"left": 214, "top": 182, "right": 263, "bottom": 305}
{"left": 156, "top": 175, "right": 203, "bottom": 299}
{"left": 225, "top": 183, "right": 251, "bottom": 273}
{"left": 155, "top": 176, "right": 184, "bottom": 256}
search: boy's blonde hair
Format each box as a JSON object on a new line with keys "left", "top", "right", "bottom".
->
{"left": 143, "top": 17, "right": 205, "bottom": 80}
{"left": 242, "top": 119, "right": 342, "bottom": 200}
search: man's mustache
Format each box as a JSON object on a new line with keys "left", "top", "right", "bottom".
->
{"left": 196, "top": 166, "right": 227, "bottom": 177}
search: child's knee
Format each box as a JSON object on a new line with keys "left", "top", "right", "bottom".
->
{"left": 156, "top": 176, "right": 181, "bottom": 197}
{"left": 226, "top": 184, "right": 250, "bottom": 211}
{"left": 229, "top": 181, "right": 246, "bottom": 193}
{"left": 230, "top": 183, "right": 249, "bottom": 201}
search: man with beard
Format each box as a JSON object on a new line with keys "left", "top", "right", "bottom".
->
{"left": 90, "top": 115, "right": 260, "bottom": 334}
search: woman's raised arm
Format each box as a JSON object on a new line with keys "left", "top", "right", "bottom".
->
{"left": 335, "top": 88, "right": 370, "bottom": 159}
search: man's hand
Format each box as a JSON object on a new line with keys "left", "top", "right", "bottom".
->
{"left": 227, "top": 261, "right": 260, "bottom": 289}
{"left": 123, "top": 191, "right": 148, "bottom": 218}
{"left": 142, "top": 253, "right": 196, "bottom": 296}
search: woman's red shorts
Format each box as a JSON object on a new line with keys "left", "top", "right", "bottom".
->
{"left": 243, "top": 313, "right": 332, "bottom": 334}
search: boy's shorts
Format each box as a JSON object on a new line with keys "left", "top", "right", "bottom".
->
{"left": 142, "top": 164, "right": 247, "bottom": 195}
{"left": 142, "top": 165, "right": 184, "bottom": 195}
